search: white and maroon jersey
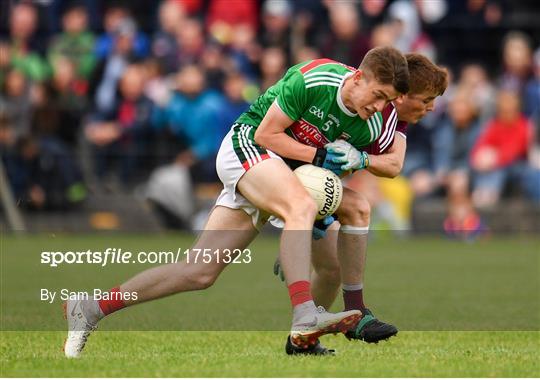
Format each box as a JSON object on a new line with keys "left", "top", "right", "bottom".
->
{"left": 364, "top": 103, "right": 408, "bottom": 155}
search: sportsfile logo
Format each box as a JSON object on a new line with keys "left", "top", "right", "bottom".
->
{"left": 40, "top": 248, "right": 252, "bottom": 267}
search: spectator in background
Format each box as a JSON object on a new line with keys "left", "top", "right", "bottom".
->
{"left": 414, "top": 0, "right": 448, "bottom": 25}
{"left": 401, "top": 118, "right": 440, "bottom": 198}
{"left": 499, "top": 31, "right": 534, "bottom": 95}
{"left": 434, "top": 87, "right": 484, "bottom": 238}
{"left": 151, "top": 0, "right": 186, "bottom": 75}
{"left": 6, "top": 3, "right": 50, "bottom": 82}
{"left": 388, "top": 0, "right": 436, "bottom": 61}
{"left": 358, "top": 0, "right": 388, "bottom": 32}
{"left": 458, "top": 63, "right": 496, "bottom": 120}
{"left": 31, "top": 58, "right": 88, "bottom": 145}
{"left": 522, "top": 49, "right": 540, "bottom": 204}
{"left": 259, "top": 47, "right": 286, "bottom": 91}
{"left": 289, "top": 0, "right": 328, "bottom": 51}
{"left": 292, "top": 45, "right": 320, "bottom": 65}
{"left": 0, "top": 68, "right": 32, "bottom": 138}
{"left": 218, "top": 72, "right": 250, "bottom": 137}
{"left": 259, "top": 0, "right": 292, "bottom": 53}
{"left": 86, "top": 65, "right": 153, "bottom": 187}
{"left": 320, "top": 2, "right": 370, "bottom": 67}
{"left": 47, "top": 4, "right": 96, "bottom": 82}
{"left": 152, "top": 65, "right": 223, "bottom": 183}
{"left": 9, "top": 135, "right": 86, "bottom": 210}
{"left": 370, "top": 22, "right": 397, "bottom": 48}
{"left": 175, "top": 18, "right": 206, "bottom": 67}
{"left": 92, "top": 18, "right": 141, "bottom": 115}
{"left": 174, "top": 0, "right": 203, "bottom": 17}
{"left": 471, "top": 90, "right": 534, "bottom": 207}
{"left": 94, "top": 4, "right": 149, "bottom": 61}
{"left": 401, "top": 68, "right": 455, "bottom": 199}
{"left": 206, "top": 0, "right": 258, "bottom": 46}
{"left": 201, "top": 43, "right": 231, "bottom": 91}
{"left": 141, "top": 58, "right": 172, "bottom": 108}
{"left": 523, "top": 47, "right": 540, "bottom": 122}
{"left": 228, "top": 23, "right": 261, "bottom": 81}
{"left": 0, "top": 42, "right": 10, "bottom": 86}
{"left": 0, "top": 114, "right": 18, "bottom": 180}
{"left": 523, "top": 48, "right": 540, "bottom": 204}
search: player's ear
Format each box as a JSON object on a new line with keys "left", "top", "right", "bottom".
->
{"left": 394, "top": 94, "right": 405, "bottom": 105}
{"left": 353, "top": 69, "right": 363, "bottom": 83}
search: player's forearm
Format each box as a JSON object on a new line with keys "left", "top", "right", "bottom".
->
{"left": 366, "top": 135, "right": 406, "bottom": 178}
{"left": 366, "top": 153, "right": 403, "bottom": 178}
{"left": 255, "top": 102, "right": 318, "bottom": 163}
{"left": 255, "top": 130, "right": 317, "bottom": 162}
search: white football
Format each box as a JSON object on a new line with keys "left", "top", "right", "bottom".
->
{"left": 294, "top": 164, "right": 343, "bottom": 220}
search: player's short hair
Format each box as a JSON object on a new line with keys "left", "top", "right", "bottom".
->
{"left": 406, "top": 53, "right": 449, "bottom": 96}
{"left": 359, "top": 46, "right": 410, "bottom": 94}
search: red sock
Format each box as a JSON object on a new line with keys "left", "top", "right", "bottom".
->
{"left": 343, "top": 288, "right": 366, "bottom": 311}
{"left": 288, "top": 281, "right": 313, "bottom": 307}
{"left": 97, "top": 287, "right": 126, "bottom": 316}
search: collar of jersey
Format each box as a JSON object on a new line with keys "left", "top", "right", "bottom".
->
{"left": 336, "top": 71, "right": 357, "bottom": 117}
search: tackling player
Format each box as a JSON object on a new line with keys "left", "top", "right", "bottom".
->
{"left": 278, "top": 53, "right": 449, "bottom": 354}
{"left": 64, "top": 47, "right": 410, "bottom": 358}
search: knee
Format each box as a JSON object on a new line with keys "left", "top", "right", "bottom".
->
{"left": 281, "top": 195, "right": 318, "bottom": 223}
{"left": 339, "top": 192, "right": 371, "bottom": 225}
{"left": 186, "top": 268, "right": 219, "bottom": 290}
{"left": 193, "top": 273, "right": 217, "bottom": 290}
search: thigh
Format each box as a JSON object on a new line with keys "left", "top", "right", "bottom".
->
{"left": 346, "top": 170, "right": 382, "bottom": 205}
{"left": 236, "top": 158, "right": 310, "bottom": 219}
{"left": 188, "top": 205, "right": 259, "bottom": 275}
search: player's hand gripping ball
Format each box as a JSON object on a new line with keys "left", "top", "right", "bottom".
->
{"left": 294, "top": 164, "right": 343, "bottom": 220}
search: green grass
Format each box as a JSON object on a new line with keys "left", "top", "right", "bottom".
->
{"left": 1, "top": 331, "right": 539, "bottom": 377}
{"left": 1, "top": 233, "right": 539, "bottom": 376}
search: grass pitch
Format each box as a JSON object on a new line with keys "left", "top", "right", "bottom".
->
{"left": 2, "top": 331, "right": 539, "bottom": 377}
{"left": 1, "top": 233, "right": 539, "bottom": 377}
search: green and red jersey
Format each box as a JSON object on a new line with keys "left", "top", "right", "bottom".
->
{"left": 236, "top": 58, "right": 384, "bottom": 150}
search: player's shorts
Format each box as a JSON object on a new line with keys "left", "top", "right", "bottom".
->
{"left": 215, "top": 123, "right": 283, "bottom": 229}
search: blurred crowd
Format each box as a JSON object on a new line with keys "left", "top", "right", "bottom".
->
{"left": 0, "top": 0, "right": 539, "bottom": 232}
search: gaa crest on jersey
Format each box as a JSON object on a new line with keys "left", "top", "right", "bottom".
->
{"left": 309, "top": 105, "right": 325, "bottom": 119}
{"left": 289, "top": 118, "right": 330, "bottom": 148}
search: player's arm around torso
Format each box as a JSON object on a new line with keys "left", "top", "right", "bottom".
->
{"left": 254, "top": 102, "right": 318, "bottom": 163}
{"left": 366, "top": 134, "right": 407, "bottom": 178}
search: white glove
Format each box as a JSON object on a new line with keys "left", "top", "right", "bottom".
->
{"left": 325, "top": 140, "right": 370, "bottom": 171}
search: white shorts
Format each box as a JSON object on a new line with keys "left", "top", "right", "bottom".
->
{"left": 215, "top": 123, "right": 283, "bottom": 229}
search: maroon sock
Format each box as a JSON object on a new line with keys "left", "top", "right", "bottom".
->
{"left": 343, "top": 288, "right": 366, "bottom": 311}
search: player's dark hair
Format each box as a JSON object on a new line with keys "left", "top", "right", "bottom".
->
{"left": 359, "top": 46, "right": 410, "bottom": 94}
{"left": 406, "top": 53, "right": 449, "bottom": 96}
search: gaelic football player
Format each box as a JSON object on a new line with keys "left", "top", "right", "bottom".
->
{"left": 292, "top": 53, "right": 449, "bottom": 353}
{"left": 64, "top": 47, "right": 409, "bottom": 358}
